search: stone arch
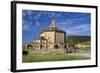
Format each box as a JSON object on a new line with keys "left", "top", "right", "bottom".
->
{"left": 54, "top": 44, "right": 59, "bottom": 49}
{"left": 27, "top": 44, "right": 32, "bottom": 50}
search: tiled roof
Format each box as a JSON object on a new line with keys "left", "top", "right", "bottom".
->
{"left": 41, "top": 27, "right": 66, "bottom": 34}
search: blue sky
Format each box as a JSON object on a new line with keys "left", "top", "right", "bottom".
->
{"left": 22, "top": 10, "right": 91, "bottom": 43}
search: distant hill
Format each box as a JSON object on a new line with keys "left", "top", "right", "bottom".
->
{"left": 67, "top": 35, "right": 91, "bottom": 44}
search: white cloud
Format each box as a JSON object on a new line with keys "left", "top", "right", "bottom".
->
{"left": 23, "top": 10, "right": 33, "bottom": 17}
{"left": 27, "top": 10, "right": 33, "bottom": 16}
{"left": 23, "top": 23, "right": 31, "bottom": 31}
{"left": 58, "top": 17, "right": 89, "bottom": 26}
{"left": 35, "top": 21, "right": 40, "bottom": 26}
{"left": 23, "top": 20, "right": 33, "bottom": 31}
{"left": 60, "top": 24, "right": 90, "bottom": 35}
{"left": 57, "top": 17, "right": 90, "bottom": 35}
{"left": 23, "top": 10, "right": 34, "bottom": 20}
{"left": 22, "top": 11, "right": 27, "bottom": 17}
{"left": 70, "top": 24, "right": 90, "bottom": 30}
{"left": 58, "top": 19, "right": 73, "bottom": 25}
{"left": 47, "top": 13, "right": 62, "bottom": 18}
{"left": 34, "top": 12, "right": 42, "bottom": 20}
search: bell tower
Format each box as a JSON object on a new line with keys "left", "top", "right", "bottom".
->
{"left": 51, "top": 19, "right": 56, "bottom": 28}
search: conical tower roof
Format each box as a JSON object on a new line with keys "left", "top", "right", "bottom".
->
{"left": 51, "top": 19, "right": 56, "bottom": 28}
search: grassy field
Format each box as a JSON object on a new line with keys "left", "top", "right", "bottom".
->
{"left": 22, "top": 53, "right": 90, "bottom": 63}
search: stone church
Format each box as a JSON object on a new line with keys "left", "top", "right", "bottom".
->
{"left": 26, "top": 20, "right": 68, "bottom": 53}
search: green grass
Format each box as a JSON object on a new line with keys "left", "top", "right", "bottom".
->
{"left": 22, "top": 53, "right": 90, "bottom": 63}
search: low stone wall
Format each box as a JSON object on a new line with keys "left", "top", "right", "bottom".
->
{"left": 28, "top": 48, "right": 65, "bottom": 54}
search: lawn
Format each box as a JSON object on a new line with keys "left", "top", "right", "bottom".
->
{"left": 22, "top": 53, "right": 90, "bottom": 63}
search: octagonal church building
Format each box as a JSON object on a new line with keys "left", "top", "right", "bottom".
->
{"left": 27, "top": 20, "right": 67, "bottom": 53}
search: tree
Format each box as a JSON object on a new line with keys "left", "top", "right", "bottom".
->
{"left": 68, "top": 39, "right": 75, "bottom": 46}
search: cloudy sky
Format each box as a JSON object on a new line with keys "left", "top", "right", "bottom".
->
{"left": 22, "top": 10, "right": 91, "bottom": 43}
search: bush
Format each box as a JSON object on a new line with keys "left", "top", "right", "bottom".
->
{"left": 23, "top": 50, "right": 28, "bottom": 55}
{"left": 27, "top": 45, "right": 32, "bottom": 49}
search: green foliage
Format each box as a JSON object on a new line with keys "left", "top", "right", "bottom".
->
{"left": 67, "top": 35, "right": 90, "bottom": 45}
{"left": 23, "top": 50, "right": 28, "bottom": 55}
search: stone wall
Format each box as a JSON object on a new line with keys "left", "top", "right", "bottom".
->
{"left": 55, "top": 32, "right": 64, "bottom": 43}
{"left": 40, "top": 31, "right": 55, "bottom": 43}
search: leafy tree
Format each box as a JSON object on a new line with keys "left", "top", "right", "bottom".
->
{"left": 67, "top": 35, "right": 90, "bottom": 45}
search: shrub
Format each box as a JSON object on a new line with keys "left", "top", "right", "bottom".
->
{"left": 23, "top": 50, "right": 28, "bottom": 55}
